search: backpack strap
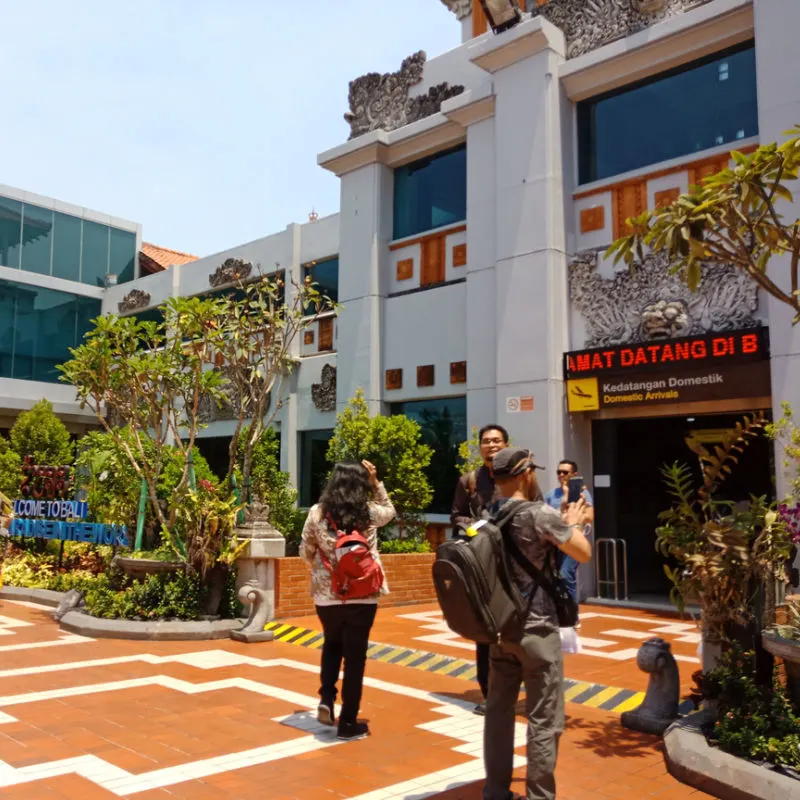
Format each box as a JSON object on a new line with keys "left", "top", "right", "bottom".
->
{"left": 491, "top": 500, "right": 562, "bottom": 602}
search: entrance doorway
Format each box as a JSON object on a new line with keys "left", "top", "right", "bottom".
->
{"left": 591, "top": 410, "right": 774, "bottom": 601}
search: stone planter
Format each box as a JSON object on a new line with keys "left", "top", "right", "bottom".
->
{"left": 113, "top": 556, "right": 186, "bottom": 581}
{"left": 762, "top": 630, "right": 800, "bottom": 709}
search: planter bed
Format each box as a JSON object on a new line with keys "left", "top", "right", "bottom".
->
{"left": 1, "top": 585, "right": 244, "bottom": 641}
{"left": 664, "top": 710, "right": 800, "bottom": 800}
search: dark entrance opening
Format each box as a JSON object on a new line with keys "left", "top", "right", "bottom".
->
{"left": 591, "top": 410, "right": 774, "bottom": 601}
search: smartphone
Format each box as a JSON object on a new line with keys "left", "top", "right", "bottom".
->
{"left": 567, "top": 476, "right": 584, "bottom": 505}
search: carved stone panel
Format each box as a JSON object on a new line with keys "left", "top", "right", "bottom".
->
{"left": 440, "top": 0, "right": 472, "bottom": 19}
{"left": 569, "top": 250, "right": 759, "bottom": 348}
{"left": 117, "top": 289, "right": 151, "bottom": 314}
{"left": 345, "top": 51, "right": 464, "bottom": 140}
{"left": 209, "top": 258, "right": 253, "bottom": 288}
{"left": 311, "top": 363, "right": 337, "bottom": 413}
{"left": 531, "top": 0, "right": 713, "bottom": 59}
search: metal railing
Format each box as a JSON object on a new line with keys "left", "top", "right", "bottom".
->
{"left": 595, "top": 538, "right": 629, "bottom": 601}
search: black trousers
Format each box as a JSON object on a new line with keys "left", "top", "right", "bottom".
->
{"left": 477, "top": 642, "right": 490, "bottom": 699}
{"left": 315, "top": 603, "right": 377, "bottom": 725}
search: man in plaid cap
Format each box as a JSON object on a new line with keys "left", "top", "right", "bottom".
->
{"left": 482, "top": 448, "right": 591, "bottom": 800}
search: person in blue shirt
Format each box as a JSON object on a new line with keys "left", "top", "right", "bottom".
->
{"left": 544, "top": 460, "right": 594, "bottom": 612}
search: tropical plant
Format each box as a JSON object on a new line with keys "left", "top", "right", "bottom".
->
{"left": 0, "top": 436, "right": 21, "bottom": 498}
{"left": 326, "top": 389, "right": 433, "bottom": 538}
{"left": 607, "top": 127, "right": 800, "bottom": 324}
{"left": 59, "top": 271, "right": 330, "bottom": 575}
{"left": 657, "top": 413, "right": 792, "bottom": 662}
{"left": 9, "top": 399, "right": 73, "bottom": 465}
{"left": 235, "top": 426, "right": 304, "bottom": 549}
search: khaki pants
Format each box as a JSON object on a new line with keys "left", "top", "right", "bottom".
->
{"left": 483, "top": 629, "right": 564, "bottom": 800}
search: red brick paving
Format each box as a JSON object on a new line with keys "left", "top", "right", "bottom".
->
{"left": 0, "top": 598, "right": 709, "bottom": 799}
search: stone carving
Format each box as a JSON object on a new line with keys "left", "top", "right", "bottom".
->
{"left": 54, "top": 589, "right": 85, "bottom": 622}
{"left": 345, "top": 51, "right": 465, "bottom": 140}
{"left": 197, "top": 366, "right": 271, "bottom": 425}
{"left": 440, "top": 0, "right": 472, "bottom": 20}
{"left": 311, "top": 364, "right": 336, "bottom": 413}
{"left": 230, "top": 580, "right": 275, "bottom": 643}
{"left": 117, "top": 289, "right": 151, "bottom": 314}
{"left": 569, "top": 250, "right": 759, "bottom": 347}
{"left": 621, "top": 638, "right": 680, "bottom": 735}
{"left": 208, "top": 258, "right": 252, "bottom": 288}
{"left": 531, "top": 0, "right": 713, "bottom": 59}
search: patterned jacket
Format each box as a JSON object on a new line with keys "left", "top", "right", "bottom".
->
{"left": 300, "top": 482, "right": 396, "bottom": 606}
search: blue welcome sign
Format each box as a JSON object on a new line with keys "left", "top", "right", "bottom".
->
{"left": 8, "top": 458, "right": 129, "bottom": 547}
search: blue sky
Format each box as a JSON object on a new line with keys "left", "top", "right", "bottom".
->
{"left": 2, "top": 0, "right": 460, "bottom": 256}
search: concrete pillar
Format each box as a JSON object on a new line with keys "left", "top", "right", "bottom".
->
{"left": 754, "top": 0, "right": 800, "bottom": 584}
{"left": 469, "top": 19, "right": 568, "bottom": 470}
{"left": 335, "top": 163, "right": 393, "bottom": 415}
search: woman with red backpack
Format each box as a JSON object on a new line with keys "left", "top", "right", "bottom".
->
{"left": 300, "top": 459, "right": 395, "bottom": 741}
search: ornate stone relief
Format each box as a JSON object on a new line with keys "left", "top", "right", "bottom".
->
{"left": 311, "top": 363, "right": 336, "bottom": 413}
{"left": 117, "top": 289, "right": 151, "bottom": 314}
{"left": 531, "top": 0, "right": 713, "bottom": 59}
{"left": 345, "top": 51, "right": 464, "bottom": 140}
{"left": 197, "top": 366, "right": 272, "bottom": 425}
{"left": 439, "top": 0, "right": 472, "bottom": 20}
{"left": 209, "top": 258, "right": 253, "bottom": 288}
{"left": 569, "top": 250, "right": 759, "bottom": 348}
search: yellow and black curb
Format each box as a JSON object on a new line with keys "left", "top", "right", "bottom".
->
{"left": 264, "top": 621, "right": 695, "bottom": 716}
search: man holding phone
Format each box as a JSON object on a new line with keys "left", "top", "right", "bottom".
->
{"left": 544, "top": 461, "right": 594, "bottom": 609}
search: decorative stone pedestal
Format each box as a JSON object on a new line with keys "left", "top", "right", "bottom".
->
{"left": 621, "top": 638, "right": 680, "bottom": 736}
{"left": 230, "top": 505, "right": 286, "bottom": 644}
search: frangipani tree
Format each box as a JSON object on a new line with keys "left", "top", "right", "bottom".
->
{"left": 607, "top": 126, "right": 800, "bottom": 324}
{"left": 59, "top": 269, "right": 333, "bottom": 565}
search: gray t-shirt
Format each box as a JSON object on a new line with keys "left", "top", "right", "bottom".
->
{"left": 499, "top": 499, "right": 574, "bottom": 632}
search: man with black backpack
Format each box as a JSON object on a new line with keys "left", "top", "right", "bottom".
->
{"left": 451, "top": 424, "right": 508, "bottom": 715}
{"left": 482, "top": 448, "right": 591, "bottom": 800}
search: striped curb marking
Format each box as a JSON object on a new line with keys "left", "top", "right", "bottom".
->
{"left": 264, "top": 622, "right": 695, "bottom": 716}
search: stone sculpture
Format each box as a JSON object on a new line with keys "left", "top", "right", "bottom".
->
{"left": 230, "top": 580, "right": 275, "bottom": 643}
{"left": 621, "top": 638, "right": 680, "bottom": 735}
{"left": 345, "top": 51, "right": 464, "bottom": 139}
{"left": 569, "top": 250, "right": 759, "bottom": 347}
{"left": 117, "top": 289, "right": 151, "bottom": 314}
{"left": 311, "top": 364, "right": 336, "bottom": 413}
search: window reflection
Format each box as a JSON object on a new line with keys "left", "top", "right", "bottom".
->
{"left": 578, "top": 42, "right": 758, "bottom": 184}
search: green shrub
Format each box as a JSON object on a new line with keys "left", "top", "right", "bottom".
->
{"left": 703, "top": 644, "right": 800, "bottom": 768}
{"left": 0, "top": 436, "right": 21, "bottom": 498}
{"left": 10, "top": 399, "right": 73, "bottom": 465}
{"left": 379, "top": 538, "right": 432, "bottom": 554}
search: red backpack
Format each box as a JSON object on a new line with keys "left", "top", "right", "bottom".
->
{"left": 320, "top": 515, "right": 384, "bottom": 601}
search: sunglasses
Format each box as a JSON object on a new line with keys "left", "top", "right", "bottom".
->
{"left": 556, "top": 469, "right": 571, "bottom": 475}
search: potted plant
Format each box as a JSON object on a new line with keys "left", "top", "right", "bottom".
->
{"left": 656, "top": 412, "right": 792, "bottom": 673}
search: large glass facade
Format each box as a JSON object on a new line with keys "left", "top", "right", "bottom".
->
{"left": 390, "top": 396, "right": 467, "bottom": 515}
{"left": 304, "top": 256, "right": 339, "bottom": 304}
{"left": 578, "top": 42, "right": 758, "bottom": 184}
{"left": 0, "top": 278, "right": 101, "bottom": 383}
{"left": 393, "top": 145, "right": 467, "bottom": 240}
{"left": 0, "top": 194, "right": 137, "bottom": 285}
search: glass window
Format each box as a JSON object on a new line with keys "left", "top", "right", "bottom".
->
{"left": 389, "top": 396, "right": 467, "bottom": 515}
{"left": 109, "top": 227, "right": 136, "bottom": 284}
{"left": 52, "top": 211, "right": 82, "bottom": 282}
{"left": 394, "top": 145, "right": 467, "bottom": 240}
{"left": 81, "top": 220, "right": 110, "bottom": 286}
{"left": 21, "top": 204, "right": 53, "bottom": 276}
{"left": 0, "top": 278, "right": 100, "bottom": 383}
{"left": 304, "top": 256, "right": 338, "bottom": 304}
{"left": 578, "top": 42, "right": 758, "bottom": 184}
{"left": 0, "top": 197, "right": 23, "bottom": 269}
{"left": 299, "top": 429, "right": 333, "bottom": 507}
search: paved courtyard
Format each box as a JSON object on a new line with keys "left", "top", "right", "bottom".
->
{"left": 0, "top": 598, "right": 709, "bottom": 799}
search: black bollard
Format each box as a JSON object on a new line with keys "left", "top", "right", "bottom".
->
{"left": 621, "top": 637, "right": 680, "bottom": 736}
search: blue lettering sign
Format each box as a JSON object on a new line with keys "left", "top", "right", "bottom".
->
{"left": 8, "top": 518, "right": 129, "bottom": 548}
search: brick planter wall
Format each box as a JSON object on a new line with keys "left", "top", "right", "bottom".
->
{"left": 274, "top": 554, "right": 436, "bottom": 619}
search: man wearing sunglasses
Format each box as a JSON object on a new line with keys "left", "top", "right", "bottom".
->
{"left": 544, "top": 461, "right": 594, "bottom": 612}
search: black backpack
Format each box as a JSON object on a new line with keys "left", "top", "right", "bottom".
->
{"left": 433, "top": 500, "right": 578, "bottom": 644}
{"left": 433, "top": 500, "right": 532, "bottom": 645}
